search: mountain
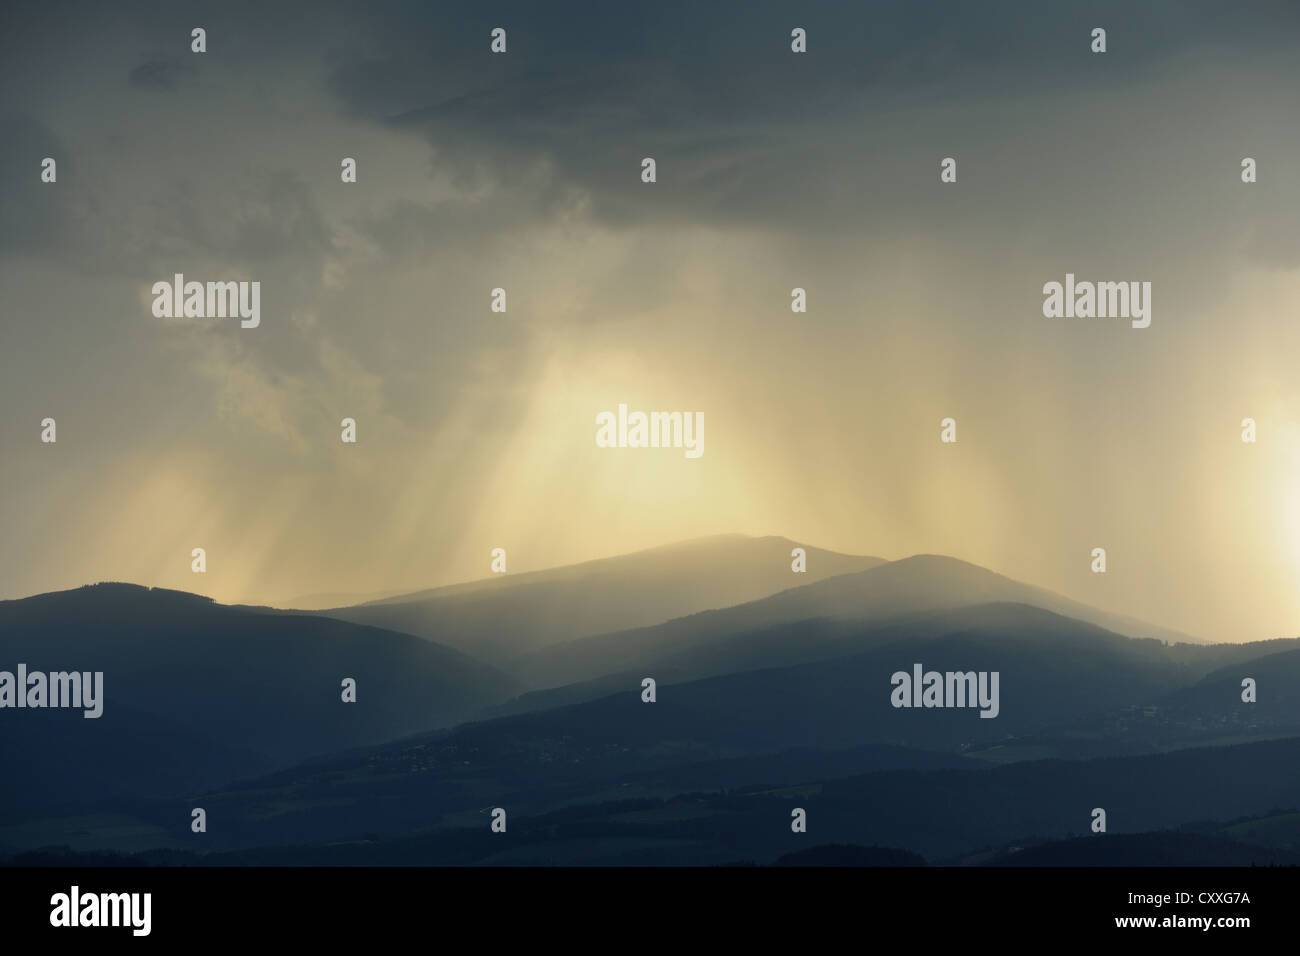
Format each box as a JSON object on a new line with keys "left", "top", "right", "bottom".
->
{"left": 475, "top": 604, "right": 1193, "bottom": 760}
{"left": 18, "top": 737, "right": 1300, "bottom": 866}
{"left": 512, "top": 554, "right": 1198, "bottom": 689}
{"left": 0, "top": 540, "right": 1272, "bottom": 866}
{"left": 313, "top": 534, "right": 886, "bottom": 667}
{"left": 279, "top": 589, "right": 411, "bottom": 611}
{"left": 25, "top": 742, "right": 966, "bottom": 856}
{"left": 771, "top": 844, "right": 926, "bottom": 866}
{"left": 1156, "top": 646, "right": 1300, "bottom": 733}
{"left": 0, "top": 583, "right": 520, "bottom": 816}
{"left": 125, "top": 602, "right": 1206, "bottom": 855}
{"left": 987, "top": 831, "right": 1300, "bottom": 866}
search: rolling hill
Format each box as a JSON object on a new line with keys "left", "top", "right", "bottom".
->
{"left": 0, "top": 583, "right": 520, "bottom": 816}
{"left": 512, "top": 554, "right": 1201, "bottom": 689}
{"left": 312, "top": 534, "right": 886, "bottom": 667}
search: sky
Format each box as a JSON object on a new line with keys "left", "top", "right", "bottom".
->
{"left": 1, "top": 0, "right": 1298, "bottom": 642}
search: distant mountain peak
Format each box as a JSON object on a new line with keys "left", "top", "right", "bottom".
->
{"left": 0, "top": 581, "right": 218, "bottom": 608}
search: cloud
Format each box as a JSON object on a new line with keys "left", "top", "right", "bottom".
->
{"left": 128, "top": 57, "right": 197, "bottom": 92}
{"left": 0, "top": 0, "right": 1298, "bottom": 641}
{"left": 0, "top": 113, "right": 76, "bottom": 255}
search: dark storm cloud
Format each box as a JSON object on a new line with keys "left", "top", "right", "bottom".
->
{"left": 0, "top": 113, "right": 74, "bottom": 254}
{"left": 318, "top": 0, "right": 1300, "bottom": 243}
{"left": 128, "top": 57, "right": 197, "bottom": 91}
{"left": 0, "top": 0, "right": 1297, "bottom": 641}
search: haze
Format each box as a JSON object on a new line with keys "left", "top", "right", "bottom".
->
{"left": 1, "top": 1, "right": 1298, "bottom": 643}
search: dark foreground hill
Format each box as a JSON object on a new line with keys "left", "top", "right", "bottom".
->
{"left": 5, "top": 587, "right": 1292, "bottom": 858}
{"left": 987, "top": 831, "right": 1300, "bottom": 866}
{"left": 0, "top": 583, "right": 520, "bottom": 816}
{"left": 771, "top": 844, "right": 927, "bottom": 866}
{"left": 9, "top": 737, "right": 1299, "bottom": 866}
{"left": 8, "top": 597, "right": 1292, "bottom": 860}
{"left": 1, "top": 545, "right": 1288, "bottom": 864}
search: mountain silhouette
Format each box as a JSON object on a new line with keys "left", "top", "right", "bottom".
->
{"left": 0, "top": 539, "right": 1287, "bottom": 866}
{"left": 1157, "top": 645, "right": 1300, "bottom": 730}
{"left": 18, "top": 737, "right": 1300, "bottom": 866}
{"left": 512, "top": 554, "right": 1200, "bottom": 689}
{"left": 0, "top": 582, "right": 519, "bottom": 815}
{"left": 314, "top": 534, "right": 885, "bottom": 667}
{"left": 987, "top": 830, "right": 1300, "bottom": 866}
